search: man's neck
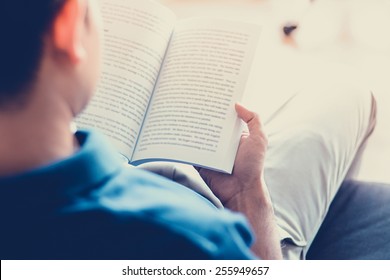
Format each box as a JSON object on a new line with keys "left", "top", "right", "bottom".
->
{"left": 0, "top": 93, "right": 78, "bottom": 177}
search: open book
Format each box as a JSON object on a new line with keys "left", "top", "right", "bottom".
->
{"left": 76, "top": 0, "right": 261, "bottom": 174}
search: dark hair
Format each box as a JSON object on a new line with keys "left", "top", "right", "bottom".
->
{"left": 0, "top": 0, "right": 66, "bottom": 107}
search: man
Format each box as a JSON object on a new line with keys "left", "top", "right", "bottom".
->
{"left": 0, "top": 0, "right": 282, "bottom": 259}
{"left": 0, "top": 0, "right": 376, "bottom": 260}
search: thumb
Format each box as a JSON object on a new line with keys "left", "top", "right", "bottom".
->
{"left": 235, "top": 103, "right": 262, "bottom": 135}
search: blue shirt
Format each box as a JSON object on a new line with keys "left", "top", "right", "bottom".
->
{"left": 0, "top": 130, "right": 256, "bottom": 260}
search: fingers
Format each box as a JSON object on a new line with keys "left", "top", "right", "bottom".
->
{"left": 235, "top": 103, "right": 262, "bottom": 135}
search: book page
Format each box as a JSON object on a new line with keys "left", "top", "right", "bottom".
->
{"left": 75, "top": 0, "right": 176, "bottom": 160}
{"left": 133, "top": 18, "right": 261, "bottom": 173}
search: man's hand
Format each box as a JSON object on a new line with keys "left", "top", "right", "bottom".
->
{"left": 196, "top": 104, "right": 283, "bottom": 260}
{"left": 196, "top": 103, "right": 268, "bottom": 206}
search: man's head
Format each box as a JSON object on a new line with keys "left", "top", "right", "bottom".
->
{"left": 0, "top": 0, "right": 101, "bottom": 113}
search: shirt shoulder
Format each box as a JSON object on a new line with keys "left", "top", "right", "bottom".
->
{"left": 0, "top": 130, "right": 256, "bottom": 260}
{"left": 63, "top": 167, "right": 256, "bottom": 260}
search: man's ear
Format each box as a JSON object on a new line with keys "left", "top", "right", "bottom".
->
{"left": 52, "top": 0, "right": 87, "bottom": 64}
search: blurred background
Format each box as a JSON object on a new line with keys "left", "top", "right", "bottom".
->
{"left": 157, "top": 0, "right": 390, "bottom": 184}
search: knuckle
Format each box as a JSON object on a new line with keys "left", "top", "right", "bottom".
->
{"left": 252, "top": 112, "right": 260, "bottom": 122}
